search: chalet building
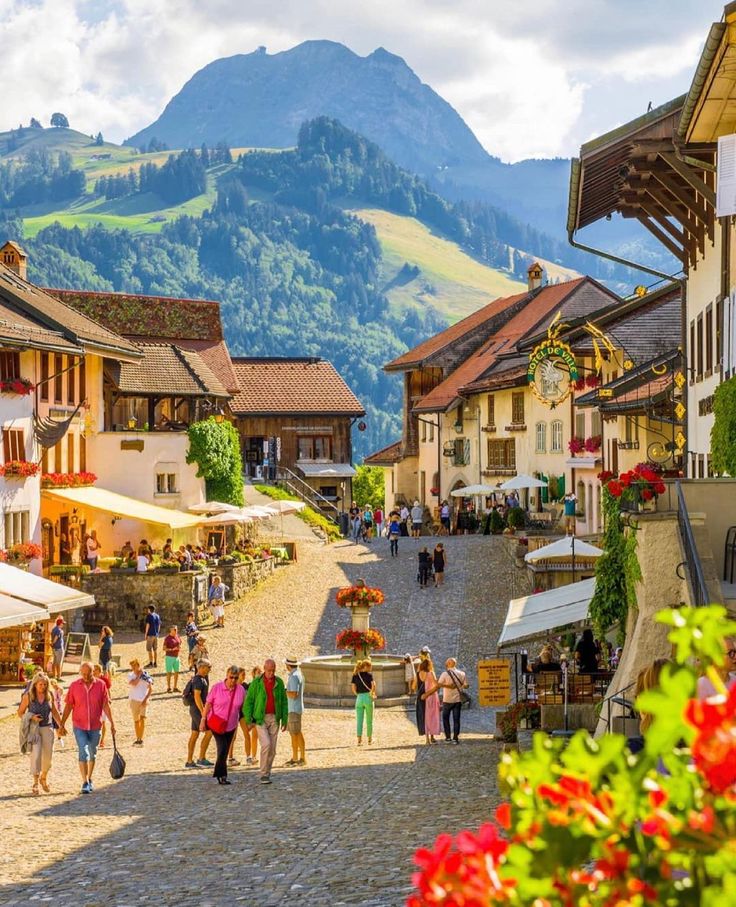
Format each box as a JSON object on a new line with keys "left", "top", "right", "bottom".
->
{"left": 0, "top": 244, "right": 140, "bottom": 572}
{"left": 230, "top": 357, "right": 364, "bottom": 511}
{"left": 367, "top": 266, "right": 621, "bottom": 512}
{"left": 50, "top": 288, "right": 239, "bottom": 513}
{"left": 566, "top": 7, "right": 736, "bottom": 479}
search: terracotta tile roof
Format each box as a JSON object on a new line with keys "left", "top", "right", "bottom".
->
{"left": 0, "top": 266, "right": 139, "bottom": 358}
{"left": 0, "top": 298, "right": 82, "bottom": 353}
{"left": 413, "top": 278, "right": 599, "bottom": 411}
{"left": 385, "top": 290, "right": 530, "bottom": 371}
{"left": 364, "top": 439, "right": 403, "bottom": 465}
{"left": 107, "top": 343, "right": 230, "bottom": 397}
{"left": 460, "top": 359, "right": 529, "bottom": 395}
{"left": 230, "top": 358, "right": 364, "bottom": 416}
{"left": 134, "top": 337, "right": 239, "bottom": 394}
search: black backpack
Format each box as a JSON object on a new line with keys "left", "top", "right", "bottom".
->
{"left": 181, "top": 678, "right": 195, "bottom": 706}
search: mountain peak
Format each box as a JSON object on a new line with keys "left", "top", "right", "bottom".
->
{"left": 125, "top": 39, "right": 489, "bottom": 174}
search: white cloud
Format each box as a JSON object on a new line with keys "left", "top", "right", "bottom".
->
{"left": 0, "top": 0, "right": 713, "bottom": 160}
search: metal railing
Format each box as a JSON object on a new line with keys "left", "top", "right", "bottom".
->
{"left": 601, "top": 679, "right": 638, "bottom": 734}
{"left": 273, "top": 466, "right": 340, "bottom": 524}
{"left": 675, "top": 480, "right": 709, "bottom": 607}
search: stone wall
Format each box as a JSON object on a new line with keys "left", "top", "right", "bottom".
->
{"left": 80, "top": 558, "right": 276, "bottom": 633}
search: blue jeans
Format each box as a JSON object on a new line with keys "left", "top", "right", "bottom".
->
{"left": 73, "top": 727, "right": 101, "bottom": 762}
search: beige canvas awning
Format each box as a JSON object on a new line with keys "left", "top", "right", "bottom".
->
{"left": 0, "top": 562, "right": 94, "bottom": 612}
{"left": 498, "top": 579, "right": 595, "bottom": 647}
{"left": 43, "top": 486, "right": 201, "bottom": 530}
{"left": 0, "top": 594, "right": 50, "bottom": 629}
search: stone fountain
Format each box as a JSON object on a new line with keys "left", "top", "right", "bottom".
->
{"left": 301, "top": 581, "right": 407, "bottom": 707}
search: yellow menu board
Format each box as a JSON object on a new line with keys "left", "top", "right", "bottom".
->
{"left": 477, "top": 659, "right": 512, "bottom": 707}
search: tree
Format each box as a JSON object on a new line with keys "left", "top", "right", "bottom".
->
{"left": 29, "top": 118, "right": 42, "bottom": 129}
{"left": 50, "top": 113, "right": 69, "bottom": 128}
{"left": 95, "top": 132, "right": 104, "bottom": 146}
{"left": 353, "top": 465, "right": 384, "bottom": 509}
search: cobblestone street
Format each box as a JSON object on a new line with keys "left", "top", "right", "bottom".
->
{"left": 0, "top": 532, "right": 518, "bottom": 906}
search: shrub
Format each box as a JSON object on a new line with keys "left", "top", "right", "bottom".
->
{"left": 186, "top": 418, "right": 244, "bottom": 506}
{"left": 506, "top": 506, "right": 526, "bottom": 530}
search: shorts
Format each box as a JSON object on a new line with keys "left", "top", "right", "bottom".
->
{"left": 441, "top": 517, "right": 450, "bottom": 528}
{"left": 145, "top": 637, "right": 158, "bottom": 653}
{"left": 165, "top": 655, "right": 181, "bottom": 673}
{"left": 211, "top": 603, "right": 225, "bottom": 619}
{"left": 52, "top": 648, "right": 64, "bottom": 666}
{"left": 189, "top": 706, "right": 203, "bottom": 732}
{"left": 129, "top": 699, "right": 148, "bottom": 721}
{"left": 73, "top": 727, "right": 101, "bottom": 762}
{"left": 412, "top": 521, "right": 422, "bottom": 531}
{"left": 287, "top": 712, "right": 303, "bottom": 733}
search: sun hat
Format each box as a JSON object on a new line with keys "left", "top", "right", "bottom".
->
{"left": 420, "top": 646, "right": 431, "bottom": 654}
{"left": 285, "top": 656, "right": 300, "bottom": 667}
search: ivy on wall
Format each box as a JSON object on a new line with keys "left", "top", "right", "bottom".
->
{"left": 186, "top": 418, "right": 244, "bottom": 506}
{"left": 710, "top": 375, "right": 736, "bottom": 476}
{"left": 589, "top": 485, "right": 642, "bottom": 642}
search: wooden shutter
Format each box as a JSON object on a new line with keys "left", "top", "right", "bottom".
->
{"left": 717, "top": 134, "right": 736, "bottom": 218}
{"left": 463, "top": 438, "right": 471, "bottom": 466}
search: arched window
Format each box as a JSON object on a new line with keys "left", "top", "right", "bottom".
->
{"left": 535, "top": 421, "right": 546, "bottom": 453}
{"left": 551, "top": 420, "right": 563, "bottom": 453}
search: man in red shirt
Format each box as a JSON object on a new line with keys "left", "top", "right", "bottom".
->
{"left": 60, "top": 661, "right": 115, "bottom": 794}
{"left": 163, "top": 625, "right": 182, "bottom": 693}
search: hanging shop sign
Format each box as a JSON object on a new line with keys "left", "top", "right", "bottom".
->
{"left": 528, "top": 325, "right": 578, "bottom": 409}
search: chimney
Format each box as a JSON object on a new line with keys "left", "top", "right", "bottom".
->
{"left": 527, "top": 261, "right": 544, "bottom": 292}
{"left": 1, "top": 241, "right": 27, "bottom": 280}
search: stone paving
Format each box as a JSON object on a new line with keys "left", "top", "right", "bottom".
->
{"left": 0, "top": 530, "right": 516, "bottom": 906}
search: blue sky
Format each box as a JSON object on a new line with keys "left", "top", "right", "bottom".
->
{"left": 0, "top": 0, "right": 717, "bottom": 161}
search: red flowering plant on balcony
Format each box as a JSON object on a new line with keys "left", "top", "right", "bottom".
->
{"left": 41, "top": 471, "right": 97, "bottom": 488}
{"left": 0, "top": 377, "right": 34, "bottom": 396}
{"left": 567, "top": 436, "right": 585, "bottom": 454}
{"left": 336, "top": 581, "right": 385, "bottom": 608}
{"left": 584, "top": 434, "right": 602, "bottom": 452}
{"left": 598, "top": 462, "right": 666, "bottom": 503}
{"left": 0, "top": 542, "right": 43, "bottom": 563}
{"left": 0, "top": 460, "right": 40, "bottom": 478}
{"left": 407, "top": 605, "right": 736, "bottom": 906}
{"left": 335, "top": 628, "right": 386, "bottom": 652}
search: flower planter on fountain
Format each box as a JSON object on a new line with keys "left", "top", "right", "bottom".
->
{"left": 300, "top": 580, "right": 407, "bottom": 706}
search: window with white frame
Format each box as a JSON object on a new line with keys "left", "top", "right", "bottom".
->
{"left": 551, "top": 420, "right": 563, "bottom": 453}
{"left": 3, "top": 510, "right": 30, "bottom": 546}
{"left": 535, "top": 421, "right": 546, "bottom": 453}
{"left": 155, "top": 463, "right": 179, "bottom": 495}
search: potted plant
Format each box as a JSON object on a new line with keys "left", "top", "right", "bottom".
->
{"left": 567, "top": 437, "right": 585, "bottom": 455}
{"left": 506, "top": 507, "right": 526, "bottom": 532}
{"left": 489, "top": 509, "right": 505, "bottom": 535}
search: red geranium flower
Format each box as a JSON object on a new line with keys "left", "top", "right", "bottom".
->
{"left": 607, "top": 480, "right": 623, "bottom": 498}
{"left": 684, "top": 684, "right": 736, "bottom": 794}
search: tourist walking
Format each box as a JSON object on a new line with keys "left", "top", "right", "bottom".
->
{"left": 248, "top": 666, "right": 261, "bottom": 762}
{"left": 50, "top": 616, "right": 65, "bottom": 680}
{"left": 184, "top": 611, "right": 198, "bottom": 658}
{"left": 351, "top": 658, "right": 376, "bottom": 745}
{"left": 363, "top": 505, "right": 374, "bottom": 541}
{"left": 201, "top": 665, "right": 247, "bottom": 785}
{"left": 438, "top": 500, "right": 451, "bottom": 536}
{"left": 98, "top": 626, "right": 113, "bottom": 673}
{"left": 163, "top": 626, "right": 182, "bottom": 692}
{"left": 59, "top": 661, "right": 116, "bottom": 794}
{"left": 374, "top": 506, "right": 383, "bottom": 539}
{"left": 410, "top": 500, "right": 424, "bottom": 537}
{"left": 284, "top": 656, "right": 305, "bottom": 766}
{"left": 183, "top": 658, "right": 213, "bottom": 768}
{"left": 228, "top": 667, "right": 252, "bottom": 766}
{"left": 403, "top": 653, "right": 416, "bottom": 695}
{"left": 208, "top": 575, "right": 228, "bottom": 628}
{"left": 85, "top": 529, "right": 101, "bottom": 570}
{"left": 437, "top": 657, "right": 469, "bottom": 744}
{"left": 418, "top": 546, "right": 432, "bottom": 588}
{"left": 433, "top": 544, "right": 446, "bottom": 587}
{"left": 243, "top": 658, "right": 288, "bottom": 785}
{"left": 144, "top": 605, "right": 160, "bottom": 668}
{"left": 416, "top": 657, "right": 440, "bottom": 745}
{"left": 18, "top": 672, "right": 65, "bottom": 795}
{"left": 388, "top": 512, "right": 401, "bottom": 557}
{"left": 128, "top": 659, "right": 153, "bottom": 745}
{"left": 189, "top": 634, "right": 209, "bottom": 671}
{"left": 92, "top": 664, "right": 112, "bottom": 748}
{"left": 400, "top": 503, "right": 410, "bottom": 536}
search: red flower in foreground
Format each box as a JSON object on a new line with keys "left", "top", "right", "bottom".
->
{"left": 607, "top": 480, "right": 623, "bottom": 498}
{"left": 684, "top": 684, "right": 736, "bottom": 794}
{"left": 408, "top": 823, "right": 514, "bottom": 906}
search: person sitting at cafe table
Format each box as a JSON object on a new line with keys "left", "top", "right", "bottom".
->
{"left": 120, "top": 540, "right": 134, "bottom": 561}
{"left": 531, "top": 644, "right": 562, "bottom": 674}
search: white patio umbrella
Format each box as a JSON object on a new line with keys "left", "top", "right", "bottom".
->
{"left": 449, "top": 484, "right": 498, "bottom": 497}
{"left": 259, "top": 499, "right": 306, "bottom": 536}
{"left": 189, "top": 501, "right": 242, "bottom": 515}
{"left": 498, "top": 474, "right": 548, "bottom": 491}
{"left": 198, "top": 510, "right": 254, "bottom": 526}
{"left": 240, "top": 505, "right": 277, "bottom": 520}
{"left": 525, "top": 534, "right": 603, "bottom": 583}
{"left": 525, "top": 536, "right": 604, "bottom": 562}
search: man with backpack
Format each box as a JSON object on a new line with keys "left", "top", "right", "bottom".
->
{"left": 183, "top": 659, "right": 213, "bottom": 768}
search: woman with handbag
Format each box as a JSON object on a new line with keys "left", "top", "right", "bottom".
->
{"left": 17, "top": 672, "right": 65, "bottom": 794}
{"left": 200, "top": 665, "right": 246, "bottom": 785}
{"left": 351, "top": 658, "right": 376, "bottom": 746}
{"left": 416, "top": 657, "right": 440, "bottom": 745}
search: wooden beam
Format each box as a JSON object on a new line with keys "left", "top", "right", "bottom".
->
{"left": 637, "top": 200, "right": 686, "bottom": 246}
{"left": 658, "top": 151, "right": 717, "bottom": 207}
{"left": 634, "top": 214, "right": 687, "bottom": 265}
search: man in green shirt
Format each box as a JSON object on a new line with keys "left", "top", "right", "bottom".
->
{"left": 243, "top": 658, "right": 288, "bottom": 785}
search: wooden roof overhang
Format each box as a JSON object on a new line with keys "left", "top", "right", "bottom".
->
{"left": 568, "top": 95, "right": 717, "bottom": 272}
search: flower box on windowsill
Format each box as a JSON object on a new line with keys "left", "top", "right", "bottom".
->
{"left": 505, "top": 424, "right": 527, "bottom": 432}
{"left": 481, "top": 424, "right": 497, "bottom": 433}
{"left": 482, "top": 467, "right": 516, "bottom": 476}
{"left": 0, "top": 461, "right": 40, "bottom": 479}
{"left": 0, "top": 377, "right": 34, "bottom": 396}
